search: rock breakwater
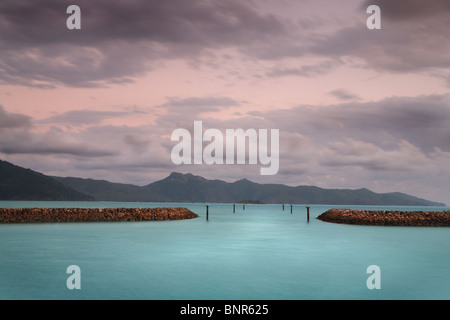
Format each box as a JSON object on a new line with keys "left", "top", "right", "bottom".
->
{"left": 317, "top": 209, "right": 450, "bottom": 226}
{"left": 0, "top": 207, "right": 198, "bottom": 223}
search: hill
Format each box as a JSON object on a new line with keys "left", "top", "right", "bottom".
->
{"left": 50, "top": 176, "right": 153, "bottom": 202}
{"left": 0, "top": 160, "right": 93, "bottom": 201}
{"left": 55, "top": 172, "right": 445, "bottom": 206}
{"left": 0, "top": 159, "right": 444, "bottom": 205}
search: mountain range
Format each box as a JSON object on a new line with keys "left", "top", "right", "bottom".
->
{"left": 0, "top": 159, "right": 93, "bottom": 201}
{"left": 0, "top": 159, "right": 446, "bottom": 206}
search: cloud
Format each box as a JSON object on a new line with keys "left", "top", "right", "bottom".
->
{"left": 266, "top": 60, "right": 339, "bottom": 78}
{"left": 155, "top": 96, "right": 244, "bottom": 128}
{"left": 0, "top": 0, "right": 285, "bottom": 47}
{"left": 362, "top": 0, "right": 450, "bottom": 21}
{"left": 328, "top": 89, "right": 361, "bottom": 101}
{"left": 0, "top": 96, "right": 243, "bottom": 161}
{"left": 310, "top": 1, "right": 450, "bottom": 73}
{"left": 0, "top": 105, "right": 31, "bottom": 129}
{"left": 0, "top": 107, "right": 118, "bottom": 157}
{"left": 3, "top": 93, "right": 449, "bottom": 168}
{"left": 0, "top": 128, "right": 117, "bottom": 157}
{"left": 2, "top": 0, "right": 449, "bottom": 88}
{"left": 0, "top": 0, "right": 288, "bottom": 87}
{"left": 39, "top": 109, "right": 132, "bottom": 126}
{"left": 268, "top": 94, "right": 450, "bottom": 154}
{"left": 162, "top": 96, "right": 241, "bottom": 109}
{"left": 319, "top": 139, "right": 429, "bottom": 172}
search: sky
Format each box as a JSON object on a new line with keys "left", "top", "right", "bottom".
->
{"left": 0, "top": 0, "right": 449, "bottom": 205}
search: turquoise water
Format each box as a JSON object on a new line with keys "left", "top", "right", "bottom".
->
{"left": 0, "top": 201, "right": 449, "bottom": 300}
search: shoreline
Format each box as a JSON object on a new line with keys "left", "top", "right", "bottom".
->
{"left": 0, "top": 207, "right": 199, "bottom": 223}
{"left": 317, "top": 209, "right": 450, "bottom": 226}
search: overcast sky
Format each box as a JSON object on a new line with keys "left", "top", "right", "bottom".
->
{"left": 1, "top": 0, "right": 449, "bottom": 204}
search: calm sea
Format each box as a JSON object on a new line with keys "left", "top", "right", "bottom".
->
{"left": 0, "top": 201, "right": 449, "bottom": 300}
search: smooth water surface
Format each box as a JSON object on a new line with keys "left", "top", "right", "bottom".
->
{"left": 0, "top": 201, "right": 449, "bottom": 300}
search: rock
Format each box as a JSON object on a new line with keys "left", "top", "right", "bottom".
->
{"left": 0, "top": 207, "right": 199, "bottom": 224}
{"left": 317, "top": 209, "right": 450, "bottom": 227}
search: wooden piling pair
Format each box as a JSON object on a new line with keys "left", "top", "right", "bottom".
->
{"left": 232, "top": 203, "right": 244, "bottom": 213}
{"left": 284, "top": 203, "right": 311, "bottom": 222}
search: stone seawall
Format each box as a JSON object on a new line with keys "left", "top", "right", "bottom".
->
{"left": 0, "top": 207, "right": 199, "bottom": 223}
{"left": 317, "top": 209, "right": 450, "bottom": 226}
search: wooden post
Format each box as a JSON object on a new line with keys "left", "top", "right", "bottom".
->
{"left": 306, "top": 206, "right": 310, "bottom": 222}
{"left": 233, "top": 203, "right": 235, "bottom": 213}
{"left": 206, "top": 204, "right": 209, "bottom": 221}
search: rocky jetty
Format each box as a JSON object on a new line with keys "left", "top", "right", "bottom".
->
{"left": 318, "top": 209, "right": 450, "bottom": 226}
{"left": 0, "top": 207, "right": 198, "bottom": 223}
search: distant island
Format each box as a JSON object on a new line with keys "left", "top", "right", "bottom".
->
{"left": 0, "top": 159, "right": 446, "bottom": 206}
{"left": 237, "top": 200, "right": 264, "bottom": 204}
